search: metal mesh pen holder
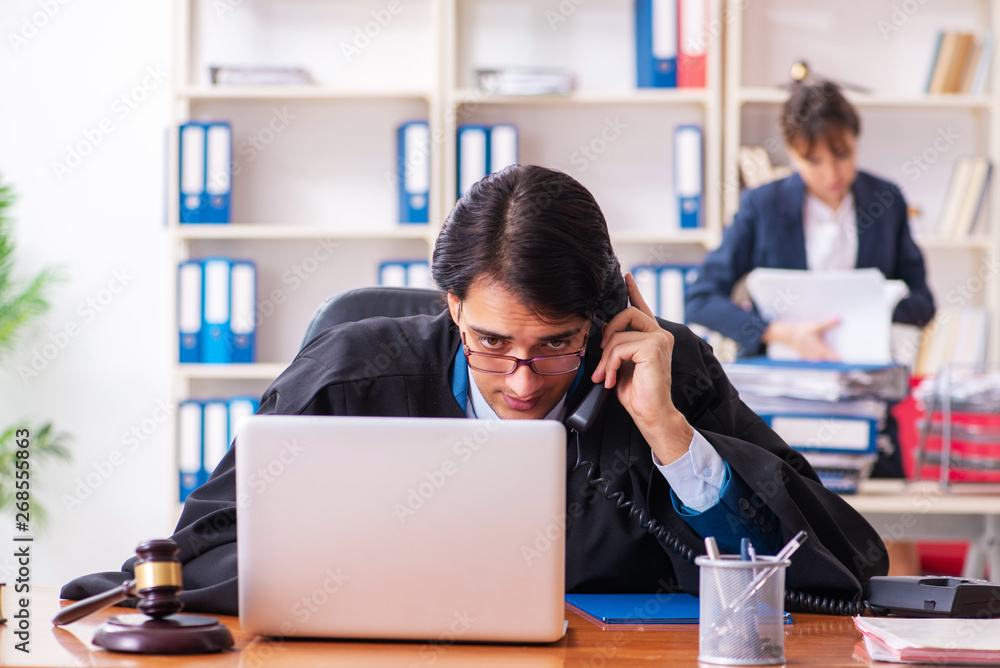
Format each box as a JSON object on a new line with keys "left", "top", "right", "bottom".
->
{"left": 695, "top": 555, "right": 790, "bottom": 666}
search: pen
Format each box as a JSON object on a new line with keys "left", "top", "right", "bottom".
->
{"left": 740, "top": 538, "right": 751, "bottom": 561}
{"left": 774, "top": 530, "right": 808, "bottom": 564}
{"left": 704, "top": 536, "right": 722, "bottom": 560}
{"left": 704, "top": 536, "right": 728, "bottom": 608}
{"left": 726, "top": 531, "right": 809, "bottom": 614}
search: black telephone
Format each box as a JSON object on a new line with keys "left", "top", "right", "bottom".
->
{"left": 565, "top": 274, "right": 628, "bottom": 433}
{"left": 563, "top": 274, "right": 867, "bottom": 615}
{"left": 865, "top": 576, "right": 1000, "bottom": 618}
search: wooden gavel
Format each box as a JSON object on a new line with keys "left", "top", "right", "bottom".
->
{"left": 53, "top": 538, "right": 233, "bottom": 654}
{"left": 53, "top": 538, "right": 184, "bottom": 626}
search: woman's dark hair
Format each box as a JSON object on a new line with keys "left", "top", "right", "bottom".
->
{"left": 432, "top": 164, "right": 622, "bottom": 321}
{"left": 780, "top": 80, "right": 860, "bottom": 157}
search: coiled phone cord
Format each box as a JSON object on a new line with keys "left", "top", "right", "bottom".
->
{"left": 571, "top": 430, "right": 696, "bottom": 563}
{"left": 571, "top": 430, "right": 865, "bottom": 615}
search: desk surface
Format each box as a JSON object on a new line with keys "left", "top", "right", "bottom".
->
{"left": 0, "top": 588, "right": 874, "bottom": 667}
{"left": 848, "top": 478, "right": 1000, "bottom": 514}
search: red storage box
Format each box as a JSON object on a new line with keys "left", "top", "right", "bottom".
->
{"left": 913, "top": 412, "right": 1000, "bottom": 484}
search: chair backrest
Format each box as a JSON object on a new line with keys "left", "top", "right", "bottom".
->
{"left": 300, "top": 286, "right": 446, "bottom": 350}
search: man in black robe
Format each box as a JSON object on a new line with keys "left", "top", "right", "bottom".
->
{"left": 63, "top": 165, "right": 888, "bottom": 616}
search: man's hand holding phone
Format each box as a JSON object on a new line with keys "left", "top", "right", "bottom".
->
{"left": 591, "top": 272, "right": 694, "bottom": 465}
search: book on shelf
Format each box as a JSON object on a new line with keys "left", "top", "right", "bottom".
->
{"left": 937, "top": 156, "right": 991, "bottom": 239}
{"left": 209, "top": 65, "right": 311, "bottom": 86}
{"left": 926, "top": 31, "right": 992, "bottom": 94}
{"left": 475, "top": 68, "right": 575, "bottom": 96}
{"left": 913, "top": 306, "right": 989, "bottom": 377}
{"left": 738, "top": 146, "right": 792, "bottom": 190}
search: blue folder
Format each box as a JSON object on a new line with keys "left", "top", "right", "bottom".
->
{"left": 635, "top": 0, "right": 678, "bottom": 88}
{"left": 229, "top": 260, "right": 256, "bottom": 364}
{"left": 565, "top": 593, "right": 792, "bottom": 624}
{"left": 674, "top": 124, "right": 703, "bottom": 229}
{"left": 179, "top": 122, "right": 232, "bottom": 224}
{"left": 397, "top": 120, "right": 429, "bottom": 224}
{"left": 566, "top": 593, "right": 700, "bottom": 623}
{"left": 200, "top": 257, "right": 233, "bottom": 364}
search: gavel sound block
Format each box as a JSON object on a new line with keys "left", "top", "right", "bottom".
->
{"left": 53, "top": 538, "right": 233, "bottom": 654}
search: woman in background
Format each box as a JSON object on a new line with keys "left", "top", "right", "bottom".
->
{"left": 686, "top": 80, "right": 936, "bottom": 574}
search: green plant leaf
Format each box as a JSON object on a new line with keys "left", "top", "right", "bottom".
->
{"left": 0, "top": 422, "right": 72, "bottom": 526}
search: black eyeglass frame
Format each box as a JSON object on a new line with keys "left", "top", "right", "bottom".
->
{"left": 460, "top": 331, "right": 588, "bottom": 376}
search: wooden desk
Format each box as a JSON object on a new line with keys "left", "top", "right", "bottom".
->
{"left": 0, "top": 587, "right": 872, "bottom": 667}
{"left": 846, "top": 479, "right": 1000, "bottom": 580}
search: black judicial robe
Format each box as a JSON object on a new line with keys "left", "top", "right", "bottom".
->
{"left": 62, "top": 310, "right": 888, "bottom": 615}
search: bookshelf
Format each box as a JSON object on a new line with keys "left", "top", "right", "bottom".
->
{"left": 443, "top": 0, "right": 725, "bottom": 270}
{"left": 167, "top": 0, "right": 725, "bottom": 504}
{"left": 722, "top": 0, "right": 1000, "bottom": 365}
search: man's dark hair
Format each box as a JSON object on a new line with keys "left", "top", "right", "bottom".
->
{"left": 780, "top": 80, "right": 860, "bottom": 157}
{"left": 432, "top": 164, "right": 622, "bottom": 321}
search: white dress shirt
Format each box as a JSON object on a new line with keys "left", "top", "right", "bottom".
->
{"left": 803, "top": 191, "right": 857, "bottom": 271}
{"left": 466, "top": 370, "right": 727, "bottom": 511}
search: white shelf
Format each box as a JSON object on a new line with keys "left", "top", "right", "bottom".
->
{"left": 452, "top": 88, "right": 712, "bottom": 106}
{"left": 176, "top": 364, "right": 288, "bottom": 381}
{"left": 738, "top": 86, "right": 996, "bottom": 109}
{"left": 915, "top": 236, "right": 994, "bottom": 250}
{"left": 178, "top": 86, "right": 432, "bottom": 102}
{"left": 175, "top": 224, "right": 432, "bottom": 241}
{"left": 611, "top": 229, "right": 714, "bottom": 246}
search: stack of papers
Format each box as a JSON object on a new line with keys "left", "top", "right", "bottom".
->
{"left": 855, "top": 616, "right": 1000, "bottom": 664}
{"left": 476, "top": 68, "right": 576, "bottom": 95}
{"left": 209, "top": 66, "right": 311, "bottom": 86}
{"left": 724, "top": 358, "right": 908, "bottom": 493}
{"left": 723, "top": 359, "right": 909, "bottom": 403}
{"left": 745, "top": 268, "right": 907, "bottom": 365}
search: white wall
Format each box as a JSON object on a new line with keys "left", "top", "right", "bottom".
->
{"left": 0, "top": 0, "right": 176, "bottom": 588}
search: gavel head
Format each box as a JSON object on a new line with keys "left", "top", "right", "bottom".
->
{"left": 133, "top": 538, "right": 184, "bottom": 619}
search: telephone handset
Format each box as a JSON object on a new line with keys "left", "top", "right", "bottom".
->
{"left": 566, "top": 274, "right": 628, "bottom": 433}
{"left": 563, "top": 274, "right": 866, "bottom": 615}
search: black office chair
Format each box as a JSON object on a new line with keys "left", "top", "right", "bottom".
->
{"left": 299, "top": 286, "right": 446, "bottom": 351}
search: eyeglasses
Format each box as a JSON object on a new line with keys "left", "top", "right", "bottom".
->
{"left": 461, "top": 331, "right": 587, "bottom": 376}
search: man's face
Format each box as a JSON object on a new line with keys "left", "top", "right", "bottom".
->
{"left": 447, "top": 279, "right": 590, "bottom": 420}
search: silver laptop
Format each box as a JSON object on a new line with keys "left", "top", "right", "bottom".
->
{"left": 236, "top": 415, "right": 567, "bottom": 643}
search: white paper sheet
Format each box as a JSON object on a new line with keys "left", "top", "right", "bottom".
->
{"left": 745, "top": 268, "right": 907, "bottom": 365}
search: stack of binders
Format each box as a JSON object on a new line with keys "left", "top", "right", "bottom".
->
{"left": 178, "top": 396, "right": 259, "bottom": 502}
{"left": 178, "top": 257, "right": 257, "bottom": 364}
{"left": 179, "top": 122, "right": 232, "bottom": 224}
{"left": 631, "top": 264, "right": 698, "bottom": 325}
{"left": 457, "top": 124, "right": 518, "bottom": 199}
{"left": 635, "top": 0, "right": 707, "bottom": 89}
{"left": 725, "top": 359, "right": 910, "bottom": 493}
{"left": 378, "top": 260, "right": 432, "bottom": 289}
